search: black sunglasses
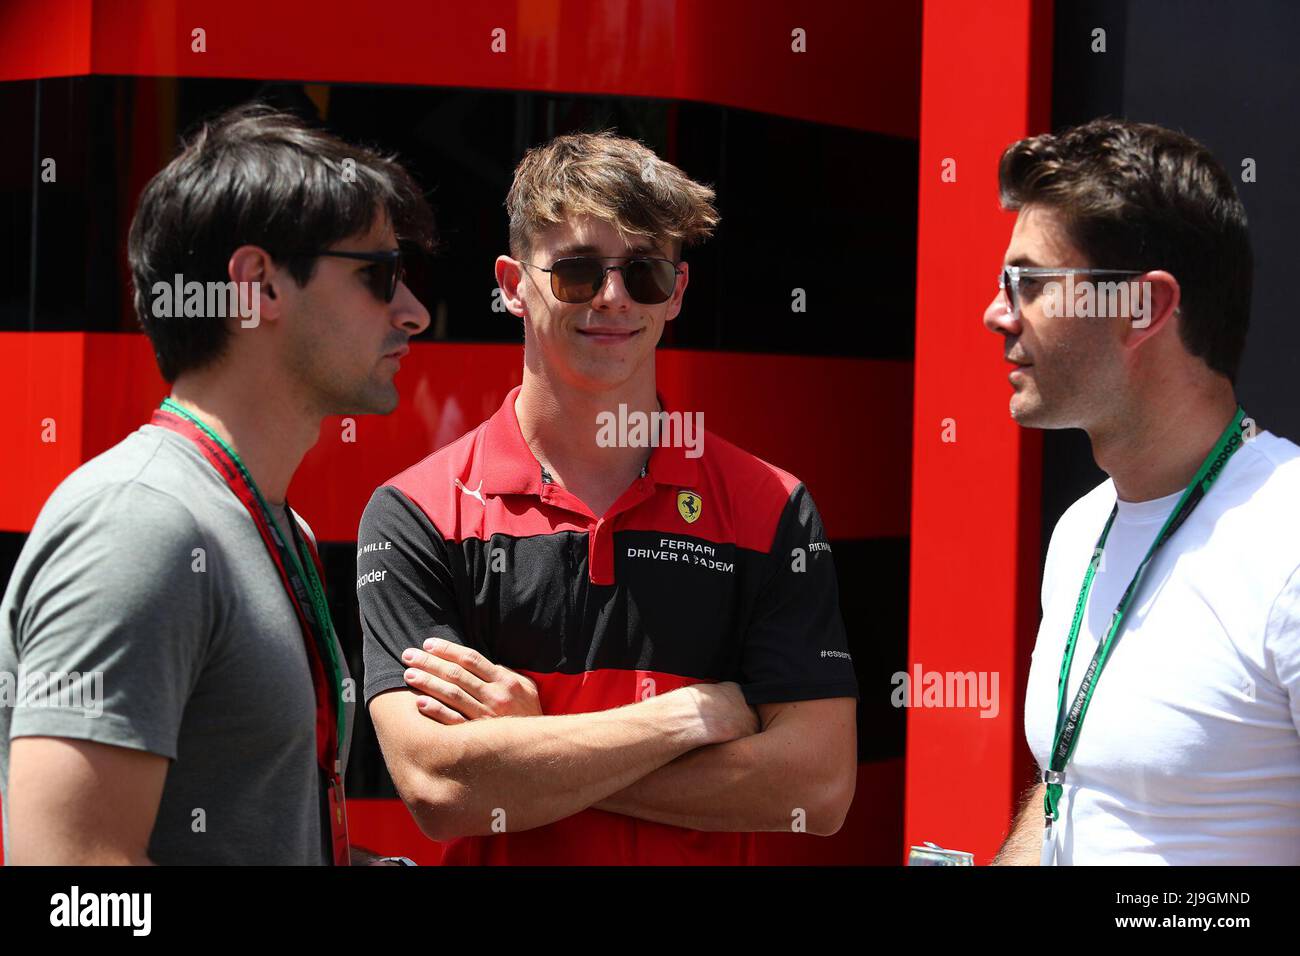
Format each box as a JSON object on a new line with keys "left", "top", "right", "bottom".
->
{"left": 304, "top": 249, "right": 405, "bottom": 303}
{"left": 523, "top": 256, "right": 682, "bottom": 305}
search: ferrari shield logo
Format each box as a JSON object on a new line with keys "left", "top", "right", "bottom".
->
{"left": 677, "top": 491, "right": 702, "bottom": 524}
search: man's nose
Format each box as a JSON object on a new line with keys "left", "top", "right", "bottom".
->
{"left": 393, "top": 281, "right": 431, "bottom": 336}
{"left": 983, "top": 288, "right": 1020, "bottom": 337}
{"left": 595, "top": 266, "right": 633, "bottom": 310}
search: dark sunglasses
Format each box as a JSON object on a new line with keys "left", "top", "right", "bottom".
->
{"left": 523, "top": 256, "right": 682, "bottom": 305}
{"left": 305, "top": 249, "right": 405, "bottom": 303}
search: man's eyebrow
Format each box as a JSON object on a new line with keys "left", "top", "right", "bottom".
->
{"left": 1005, "top": 254, "right": 1043, "bottom": 267}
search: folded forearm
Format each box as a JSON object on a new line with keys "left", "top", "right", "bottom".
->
{"left": 594, "top": 731, "right": 836, "bottom": 834}
{"left": 417, "top": 692, "right": 713, "bottom": 838}
{"left": 592, "top": 735, "right": 772, "bottom": 831}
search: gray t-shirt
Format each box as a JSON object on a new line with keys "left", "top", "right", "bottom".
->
{"left": 0, "top": 423, "right": 354, "bottom": 864}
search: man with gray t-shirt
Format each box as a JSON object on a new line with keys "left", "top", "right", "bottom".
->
{"left": 0, "top": 426, "right": 354, "bottom": 864}
{"left": 0, "top": 104, "right": 433, "bottom": 864}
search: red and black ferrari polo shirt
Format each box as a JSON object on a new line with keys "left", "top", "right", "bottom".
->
{"left": 357, "top": 385, "right": 857, "bottom": 864}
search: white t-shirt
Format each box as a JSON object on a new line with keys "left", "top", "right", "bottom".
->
{"left": 1025, "top": 430, "right": 1300, "bottom": 865}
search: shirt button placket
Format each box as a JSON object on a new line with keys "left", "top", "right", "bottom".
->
{"left": 588, "top": 517, "right": 613, "bottom": 585}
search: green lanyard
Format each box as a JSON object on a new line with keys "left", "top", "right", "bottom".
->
{"left": 159, "top": 398, "right": 347, "bottom": 749}
{"left": 1044, "top": 407, "right": 1248, "bottom": 832}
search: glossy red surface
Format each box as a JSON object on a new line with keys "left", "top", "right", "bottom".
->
{"left": 903, "top": 0, "right": 1051, "bottom": 864}
{"left": 0, "top": 0, "right": 920, "bottom": 137}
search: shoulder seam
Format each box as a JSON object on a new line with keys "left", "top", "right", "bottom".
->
{"left": 38, "top": 464, "right": 212, "bottom": 543}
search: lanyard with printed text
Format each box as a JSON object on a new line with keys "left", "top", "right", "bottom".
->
{"left": 151, "top": 397, "right": 350, "bottom": 865}
{"left": 1040, "top": 406, "right": 1248, "bottom": 865}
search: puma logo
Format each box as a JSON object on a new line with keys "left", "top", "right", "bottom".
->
{"left": 454, "top": 478, "right": 485, "bottom": 506}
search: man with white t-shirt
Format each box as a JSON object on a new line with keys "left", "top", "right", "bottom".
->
{"left": 982, "top": 118, "right": 1300, "bottom": 865}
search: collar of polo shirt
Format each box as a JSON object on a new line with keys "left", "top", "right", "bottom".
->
{"left": 481, "top": 386, "right": 699, "bottom": 498}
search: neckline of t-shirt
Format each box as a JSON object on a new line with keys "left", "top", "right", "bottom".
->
{"left": 143, "top": 421, "right": 207, "bottom": 461}
{"left": 142, "top": 421, "right": 233, "bottom": 489}
{"left": 1106, "top": 430, "right": 1271, "bottom": 524}
{"left": 1111, "top": 483, "right": 1184, "bottom": 523}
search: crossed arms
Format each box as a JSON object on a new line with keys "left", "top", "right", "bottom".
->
{"left": 368, "top": 638, "right": 858, "bottom": 841}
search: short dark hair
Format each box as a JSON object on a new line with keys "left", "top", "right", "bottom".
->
{"left": 998, "top": 118, "right": 1252, "bottom": 382}
{"left": 128, "top": 103, "right": 436, "bottom": 381}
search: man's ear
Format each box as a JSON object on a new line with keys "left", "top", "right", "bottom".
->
{"left": 494, "top": 255, "right": 530, "bottom": 319}
{"left": 1120, "top": 269, "right": 1180, "bottom": 346}
{"left": 228, "top": 245, "right": 283, "bottom": 324}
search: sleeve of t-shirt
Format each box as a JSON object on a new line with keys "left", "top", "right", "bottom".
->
{"left": 1265, "top": 563, "right": 1300, "bottom": 737}
{"left": 356, "top": 484, "right": 471, "bottom": 706}
{"left": 9, "top": 483, "right": 211, "bottom": 760}
{"left": 739, "top": 483, "right": 859, "bottom": 706}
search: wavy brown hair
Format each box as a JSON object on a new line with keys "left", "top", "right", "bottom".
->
{"left": 506, "top": 130, "right": 719, "bottom": 261}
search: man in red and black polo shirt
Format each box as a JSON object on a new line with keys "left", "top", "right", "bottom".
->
{"left": 359, "top": 131, "right": 858, "bottom": 864}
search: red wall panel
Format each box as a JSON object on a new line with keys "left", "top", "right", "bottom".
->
{"left": 0, "top": 333, "right": 169, "bottom": 532}
{"left": 904, "top": 0, "right": 1051, "bottom": 864}
{"left": 0, "top": 0, "right": 920, "bottom": 137}
{"left": 0, "top": 333, "right": 92, "bottom": 530}
{"left": 0, "top": 0, "right": 92, "bottom": 81}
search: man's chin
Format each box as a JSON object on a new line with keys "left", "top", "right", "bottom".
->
{"left": 1009, "top": 392, "right": 1047, "bottom": 428}
{"left": 368, "top": 385, "right": 401, "bottom": 415}
{"left": 1009, "top": 391, "right": 1073, "bottom": 430}
{"left": 567, "top": 353, "right": 655, "bottom": 394}
{"left": 334, "top": 382, "right": 400, "bottom": 417}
